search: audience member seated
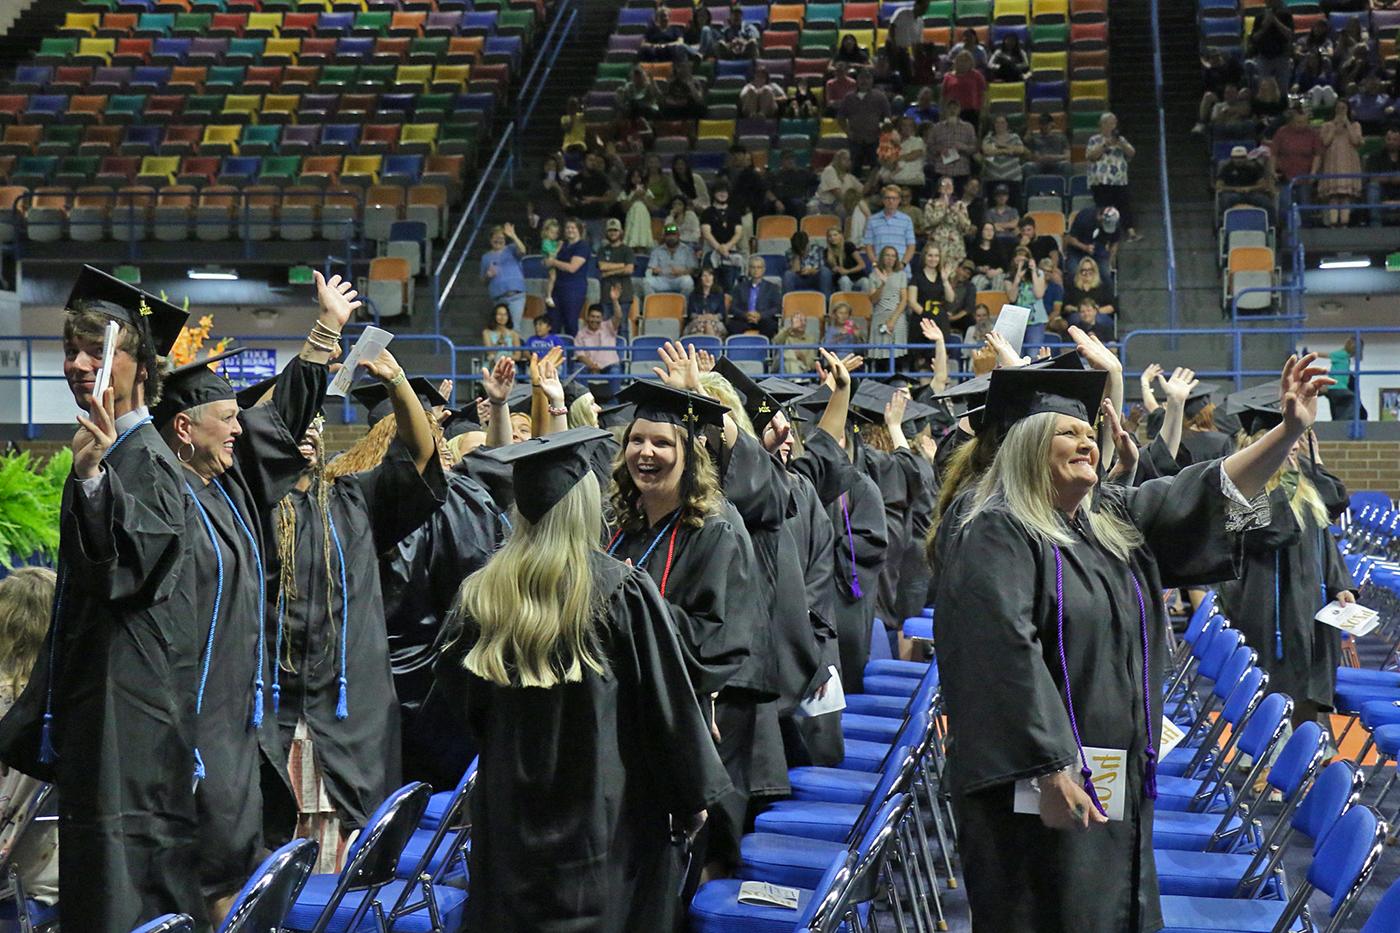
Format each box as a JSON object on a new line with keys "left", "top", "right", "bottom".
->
{"left": 785, "top": 231, "right": 831, "bottom": 294}
{"left": 596, "top": 219, "right": 637, "bottom": 333}
{"left": 980, "top": 116, "right": 1024, "bottom": 203}
{"left": 983, "top": 182, "right": 1021, "bottom": 238}
{"left": 670, "top": 156, "right": 710, "bottom": 210}
{"left": 924, "top": 175, "right": 974, "bottom": 265}
{"left": 810, "top": 148, "right": 864, "bottom": 219}
{"left": 1062, "top": 255, "right": 1117, "bottom": 323}
{"left": 924, "top": 102, "right": 979, "bottom": 189}
{"left": 685, "top": 5, "right": 718, "bottom": 59}
{"left": 967, "top": 301, "right": 995, "bottom": 344}
{"left": 1366, "top": 127, "right": 1400, "bottom": 226}
{"left": 824, "top": 227, "right": 868, "bottom": 291}
{"left": 1024, "top": 112, "right": 1072, "bottom": 179}
{"left": 644, "top": 223, "right": 697, "bottom": 296}
{"left": 525, "top": 315, "right": 564, "bottom": 355}
{"left": 1348, "top": 74, "right": 1394, "bottom": 135}
{"left": 660, "top": 59, "right": 708, "bottom": 119}
{"left": 616, "top": 67, "right": 661, "bottom": 121}
{"left": 1216, "top": 145, "right": 1277, "bottom": 222}
{"left": 942, "top": 51, "right": 988, "bottom": 127}
{"left": 967, "top": 221, "right": 1010, "bottom": 289}
{"left": 481, "top": 223, "right": 529, "bottom": 328}
{"left": 1292, "top": 53, "right": 1337, "bottom": 111}
{"left": 825, "top": 62, "right": 858, "bottom": 114}
{"left": 1268, "top": 105, "right": 1323, "bottom": 184}
{"left": 664, "top": 196, "right": 703, "bottom": 247}
{"left": 823, "top": 299, "right": 868, "bottom": 346}
{"left": 1065, "top": 203, "right": 1121, "bottom": 275}
{"left": 789, "top": 76, "right": 822, "bottom": 118}
{"left": 726, "top": 254, "right": 782, "bottom": 337}
{"left": 641, "top": 7, "right": 687, "bottom": 62}
{"left": 717, "top": 6, "right": 760, "bottom": 60}
{"left": 575, "top": 303, "right": 623, "bottom": 399}
{"left": 947, "top": 27, "right": 991, "bottom": 72}
{"left": 728, "top": 146, "right": 772, "bottom": 219}
{"left": 864, "top": 185, "right": 918, "bottom": 269}
{"left": 484, "top": 303, "right": 524, "bottom": 364}
{"left": 879, "top": 116, "right": 928, "bottom": 191}
{"left": 1016, "top": 214, "right": 1062, "bottom": 266}
{"left": 1193, "top": 49, "right": 1245, "bottom": 135}
{"left": 701, "top": 184, "right": 747, "bottom": 287}
{"left": 684, "top": 266, "right": 729, "bottom": 336}
{"left": 988, "top": 34, "right": 1031, "bottom": 83}
{"left": 775, "top": 312, "right": 818, "bottom": 373}
{"left": 1252, "top": 77, "right": 1288, "bottom": 134}
{"left": 905, "top": 86, "right": 941, "bottom": 126}
{"left": 740, "top": 65, "right": 788, "bottom": 118}
{"left": 770, "top": 150, "right": 818, "bottom": 217}
{"left": 835, "top": 34, "right": 872, "bottom": 67}
{"left": 1074, "top": 297, "right": 1116, "bottom": 341}
{"left": 839, "top": 68, "right": 893, "bottom": 176}
{"left": 1208, "top": 84, "right": 1259, "bottom": 140}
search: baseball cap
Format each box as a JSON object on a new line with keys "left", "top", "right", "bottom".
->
{"left": 605, "top": 217, "right": 622, "bottom": 232}
{"left": 1229, "top": 144, "right": 1249, "bottom": 158}
{"left": 663, "top": 222, "right": 679, "bottom": 233}
{"left": 1100, "top": 206, "right": 1120, "bottom": 232}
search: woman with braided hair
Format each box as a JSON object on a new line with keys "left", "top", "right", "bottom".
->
{"left": 264, "top": 348, "right": 444, "bottom": 872}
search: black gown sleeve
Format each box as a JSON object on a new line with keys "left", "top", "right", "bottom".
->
{"left": 615, "top": 566, "right": 734, "bottom": 815}
{"left": 1322, "top": 525, "right": 1353, "bottom": 600}
{"left": 788, "top": 428, "right": 856, "bottom": 506}
{"left": 722, "top": 431, "right": 790, "bottom": 532}
{"left": 231, "top": 356, "right": 329, "bottom": 513}
{"left": 1117, "top": 459, "right": 1250, "bottom": 587}
{"left": 844, "top": 476, "right": 889, "bottom": 600}
{"left": 800, "top": 484, "right": 838, "bottom": 643}
{"left": 64, "top": 458, "right": 185, "bottom": 606}
{"left": 1241, "top": 488, "right": 1303, "bottom": 554}
{"left": 935, "top": 508, "right": 1079, "bottom": 791}
{"left": 668, "top": 513, "right": 760, "bottom": 696}
{"left": 1310, "top": 464, "right": 1349, "bottom": 521}
{"left": 351, "top": 441, "right": 449, "bottom": 552}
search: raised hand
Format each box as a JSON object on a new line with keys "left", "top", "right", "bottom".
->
{"left": 1139, "top": 362, "right": 1163, "bottom": 392}
{"left": 884, "top": 387, "right": 909, "bottom": 430}
{"left": 1068, "top": 325, "right": 1121, "bottom": 375}
{"left": 358, "top": 348, "right": 402, "bottom": 384}
{"left": 1279, "top": 352, "right": 1335, "bottom": 435}
{"left": 985, "top": 330, "right": 1026, "bottom": 369}
{"left": 314, "top": 271, "right": 362, "bottom": 330}
{"left": 651, "top": 339, "right": 703, "bottom": 392}
{"left": 73, "top": 386, "right": 117, "bottom": 480}
{"left": 537, "top": 354, "right": 565, "bottom": 407}
{"left": 1159, "top": 367, "right": 1197, "bottom": 406}
{"left": 475, "top": 396, "right": 493, "bottom": 425}
{"left": 816, "top": 347, "right": 851, "bottom": 391}
{"left": 918, "top": 317, "right": 945, "bottom": 342}
{"left": 1102, "top": 398, "right": 1139, "bottom": 482}
{"left": 696, "top": 347, "right": 716, "bottom": 374}
{"left": 481, "top": 356, "right": 516, "bottom": 404}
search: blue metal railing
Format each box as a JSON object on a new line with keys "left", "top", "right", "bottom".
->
{"left": 1147, "top": 0, "right": 1180, "bottom": 334}
{"left": 1120, "top": 325, "right": 1398, "bottom": 439}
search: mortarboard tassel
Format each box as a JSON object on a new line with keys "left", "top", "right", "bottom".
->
{"left": 1143, "top": 746, "right": 1158, "bottom": 800}
{"left": 252, "top": 682, "right": 265, "bottom": 729}
{"left": 1129, "top": 572, "right": 1158, "bottom": 800}
{"left": 193, "top": 747, "right": 206, "bottom": 782}
{"left": 38, "top": 712, "right": 55, "bottom": 764}
{"left": 1080, "top": 766, "right": 1107, "bottom": 814}
{"left": 328, "top": 506, "right": 351, "bottom": 722}
{"left": 211, "top": 479, "right": 268, "bottom": 730}
{"left": 336, "top": 676, "right": 349, "bottom": 721}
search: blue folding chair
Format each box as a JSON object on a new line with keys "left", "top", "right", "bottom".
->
{"left": 1159, "top": 804, "right": 1386, "bottom": 933}
{"left": 282, "top": 782, "right": 437, "bottom": 933}
{"left": 1360, "top": 873, "right": 1400, "bottom": 932}
{"left": 1160, "top": 667, "right": 1266, "bottom": 780}
{"left": 220, "top": 839, "right": 319, "bottom": 933}
{"left": 691, "top": 851, "right": 855, "bottom": 933}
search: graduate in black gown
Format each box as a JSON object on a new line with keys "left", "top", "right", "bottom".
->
{"left": 434, "top": 429, "right": 731, "bottom": 933}
{"left": 934, "top": 354, "right": 1334, "bottom": 932}
{"left": 1146, "top": 381, "right": 1234, "bottom": 463}
{"left": 268, "top": 347, "right": 446, "bottom": 870}
{"left": 604, "top": 375, "right": 761, "bottom": 867}
{"left": 343, "top": 377, "right": 505, "bottom": 790}
{"left": 1215, "top": 395, "right": 1356, "bottom": 731}
{"left": 0, "top": 269, "right": 209, "bottom": 933}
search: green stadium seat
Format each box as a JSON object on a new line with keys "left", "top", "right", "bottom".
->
{"left": 798, "top": 29, "right": 838, "bottom": 54}
{"left": 104, "top": 94, "right": 147, "bottom": 121}
{"left": 39, "top": 125, "right": 85, "bottom": 155}
{"left": 136, "top": 13, "right": 175, "bottom": 35}
{"left": 206, "top": 65, "right": 247, "bottom": 89}
{"left": 357, "top": 63, "right": 395, "bottom": 87}
{"left": 804, "top": 4, "right": 842, "bottom": 27}
{"left": 173, "top": 13, "right": 212, "bottom": 34}
{"left": 55, "top": 155, "right": 101, "bottom": 185}
{"left": 408, "top": 36, "right": 448, "bottom": 61}
{"left": 225, "top": 37, "right": 266, "bottom": 60}
{"left": 239, "top": 124, "right": 280, "bottom": 153}
{"left": 353, "top": 11, "right": 391, "bottom": 35}
{"left": 258, "top": 154, "right": 300, "bottom": 183}
{"left": 37, "top": 38, "right": 79, "bottom": 63}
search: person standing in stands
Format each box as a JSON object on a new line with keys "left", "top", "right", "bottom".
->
{"left": 838, "top": 68, "right": 891, "bottom": 177}
{"left": 268, "top": 352, "right": 446, "bottom": 872}
{"left": 936, "top": 355, "right": 1333, "bottom": 932}
{"left": 0, "top": 268, "right": 205, "bottom": 933}
{"left": 1085, "top": 113, "right": 1141, "bottom": 243}
{"left": 1326, "top": 336, "right": 1367, "bottom": 421}
{"left": 437, "top": 429, "right": 731, "bottom": 933}
{"left": 546, "top": 218, "right": 592, "bottom": 337}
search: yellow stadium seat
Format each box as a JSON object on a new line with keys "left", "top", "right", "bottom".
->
{"left": 1033, "top": 0, "right": 1069, "bottom": 21}
{"left": 77, "top": 38, "right": 116, "bottom": 62}
{"left": 399, "top": 123, "right": 438, "bottom": 153}
{"left": 994, "top": 0, "right": 1031, "bottom": 23}
{"left": 430, "top": 64, "right": 470, "bottom": 90}
{"left": 262, "top": 38, "right": 301, "bottom": 60}
{"left": 697, "top": 119, "right": 735, "bottom": 140}
{"left": 245, "top": 12, "right": 283, "bottom": 34}
{"left": 201, "top": 125, "right": 241, "bottom": 153}
{"left": 341, "top": 154, "right": 381, "bottom": 186}
{"left": 61, "top": 13, "right": 101, "bottom": 34}
{"left": 394, "top": 64, "right": 432, "bottom": 90}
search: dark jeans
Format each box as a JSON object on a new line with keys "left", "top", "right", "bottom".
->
{"left": 1327, "top": 387, "right": 1368, "bottom": 422}
{"left": 848, "top": 139, "right": 879, "bottom": 177}
{"left": 584, "top": 363, "right": 624, "bottom": 402}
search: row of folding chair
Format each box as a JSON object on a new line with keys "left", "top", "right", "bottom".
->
{"left": 14, "top": 61, "right": 497, "bottom": 93}
{"left": 32, "top": 34, "right": 494, "bottom": 68}
{"left": 59, "top": 7, "right": 529, "bottom": 37}
{"left": 78, "top": 0, "right": 534, "bottom": 11}
{"left": 1, "top": 121, "right": 473, "bottom": 159}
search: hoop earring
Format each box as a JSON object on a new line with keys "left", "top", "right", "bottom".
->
{"left": 177, "top": 441, "right": 195, "bottom": 463}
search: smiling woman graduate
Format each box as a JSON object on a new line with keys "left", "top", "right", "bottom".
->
{"left": 934, "top": 355, "right": 1333, "bottom": 932}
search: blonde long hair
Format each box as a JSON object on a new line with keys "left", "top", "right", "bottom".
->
{"left": 927, "top": 431, "right": 995, "bottom": 561}
{"left": 698, "top": 373, "right": 755, "bottom": 438}
{"left": 568, "top": 392, "right": 598, "bottom": 428}
{"left": 453, "top": 472, "right": 605, "bottom": 688}
{"left": 0, "top": 567, "right": 55, "bottom": 695}
{"left": 961, "top": 411, "right": 1143, "bottom": 562}
{"left": 1241, "top": 431, "right": 1330, "bottom": 528}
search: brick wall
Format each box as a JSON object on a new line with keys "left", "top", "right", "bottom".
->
{"left": 1318, "top": 441, "right": 1400, "bottom": 498}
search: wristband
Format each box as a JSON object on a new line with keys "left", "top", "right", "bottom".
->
{"left": 385, "top": 370, "right": 407, "bottom": 388}
{"left": 548, "top": 405, "right": 568, "bottom": 416}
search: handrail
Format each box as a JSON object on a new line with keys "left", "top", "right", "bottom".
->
{"left": 516, "top": 0, "right": 576, "bottom": 127}
{"left": 1147, "top": 0, "right": 1179, "bottom": 335}
{"left": 430, "top": 122, "right": 515, "bottom": 334}
{"left": 434, "top": 121, "right": 515, "bottom": 284}
{"left": 1119, "top": 324, "right": 1400, "bottom": 439}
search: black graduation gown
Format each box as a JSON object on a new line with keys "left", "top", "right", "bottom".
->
{"left": 1132, "top": 436, "right": 1192, "bottom": 486}
{"left": 1215, "top": 485, "right": 1352, "bottom": 708}
{"left": 0, "top": 422, "right": 207, "bottom": 933}
{"left": 1181, "top": 429, "right": 1234, "bottom": 463}
{"left": 788, "top": 474, "right": 845, "bottom": 766}
{"left": 188, "top": 357, "right": 325, "bottom": 894}
{"left": 935, "top": 461, "right": 1248, "bottom": 933}
{"left": 829, "top": 472, "right": 888, "bottom": 694}
{"left": 273, "top": 443, "right": 446, "bottom": 827}
{"left": 1310, "top": 463, "right": 1349, "bottom": 520}
{"left": 857, "top": 445, "right": 923, "bottom": 631}
{"left": 448, "top": 554, "right": 732, "bottom": 933}
{"left": 381, "top": 468, "right": 504, "bottom": 789}
{"left": 898, "top": 452, "right": 938, "bottom": 621}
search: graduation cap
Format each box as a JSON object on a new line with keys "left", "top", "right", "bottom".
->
{"left": 980, "top": 367, "right": 1109, "bottom": 440}
{"left": 598, "top": 400, "right": 636, "bottom": 430}
{"left": 151, "top": 347, "right": 248, "bottom": 426}
{"left": 1224, "top": 383, "right": 1284, "bottom": 436}
{"left": 850, "top": 381, "right": 939, "bottom": 429}
{"left": 351, "top": 377, "right": 449, "bottom": 428}
{"left": 504, "top": 383, "right": 534, "bottom": 416}
{"left": 938, "top": 350, "right": 1085, "bottom": 426}
{"left": 615, "top": 380, "right": 729, "bottom": 429}
{"left": 714, "top": 357, "right": 783, "bottom": 432}
{"left": 756, "top": 377, "right": 816, "bottom": 406}
{"left": 441, "top": 406, "right": 483, "bottom": 441}
{"left": 477, "top": 427, "right": 613, "bottom": 523}
{"left": 235, "top": 375, "right": 276, "bottom": 410}
{"left": 1171, "top": 381, "right": 1219, "bottom": 418}
{"left": 66, "top": 265, "right": 189, "bottom": 358}
{"left": 561, "top": 371, "right": 591, "bottom": 406}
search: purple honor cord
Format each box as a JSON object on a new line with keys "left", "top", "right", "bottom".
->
{"left": 840, "top": 493, "right": 862, "bottom": 600}
{"left": 1052, "top": 544, "right": 1158, "bottom": 818}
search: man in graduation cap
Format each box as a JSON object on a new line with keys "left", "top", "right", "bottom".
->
{"left": 431, "top": 427, "right": 732, "bottom": 933}
{"left": 262, "top": 340, "right": 446, "bottom": 872}
{"left": 0, "top": 266, "right": 209, "bottom": 933}
{"left": 934, "top": 355, "right": 1334, "bottom": 932}
{"left": 150, "top": 272, "right": 358, "bottom": 925}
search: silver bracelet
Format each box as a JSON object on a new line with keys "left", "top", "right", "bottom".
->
{"left": 385, "top": 370, "right": 407, "bottom": 388}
